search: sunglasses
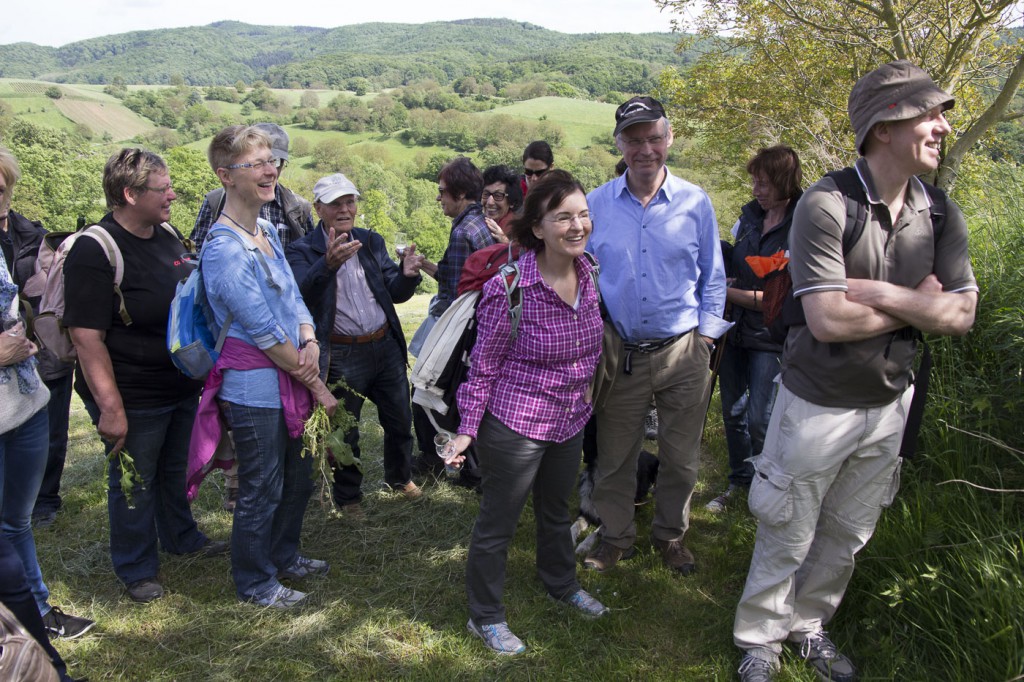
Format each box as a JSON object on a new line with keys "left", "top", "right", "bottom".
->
{"left": 523, "top": 168, "right": 549, "bottom": 177}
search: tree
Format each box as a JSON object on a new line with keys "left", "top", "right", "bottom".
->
{"left": 656, "top": 0, "right": 1024, "bottom": 189}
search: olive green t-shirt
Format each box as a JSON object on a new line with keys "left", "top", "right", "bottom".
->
{"left": 782, "top": 159, "right": 977, "bottom": 408}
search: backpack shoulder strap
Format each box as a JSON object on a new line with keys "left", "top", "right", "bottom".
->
{"left": 205, "top": 188, "right": 227, "bottom": 219}
{"left": 582, "top": 251, "right": 602, "bottom": 304}
{"left": 206, "top": 225, "right": 279, "bottom": 291}
{"left": 825, "top": 167, "right": 869, "bottom": 254}
{"left": 498, "top": 260, "right": 523, "bottom": 342}
{"left": 920, "top": 181, "right": 948, "bottom": 245}
{"left": 80, "top": 225, "right": 132, "bottom": 326}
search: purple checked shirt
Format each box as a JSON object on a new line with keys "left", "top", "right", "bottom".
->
{"left": 456, "top": 249, "right": 603, "bottom": 443}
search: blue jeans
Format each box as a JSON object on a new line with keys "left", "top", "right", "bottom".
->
{"left": 83, "top": 395, "right": 208, "bottom": 585}
{"left": 221, "top": 402, "right": 312, "bottom": 601}
{"left": 718, "top": 344, "right": 781, "bottom": 487}
{"left": 467, "top": 414, "right": 583, "bottom": 625}
{"left": 1, "top": 408, "right": 51, "bottom": 614}
{"left": 34, "top": 372, "right": 74, "bottom": 515}
{"left": 328, "top": 335, "right": 413, "bottom": 504}
{"left": 0, "top": 532, "right": 70, "bottom": 680}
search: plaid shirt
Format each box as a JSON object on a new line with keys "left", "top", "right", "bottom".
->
{"left": 191, "top": 185, "right": 311, "bottom": 251}
{"left": 432, "top": 203, "right": 494, "bottom": 316}
{"left": 456, "top": 250, "right": 603, "bottom": 442}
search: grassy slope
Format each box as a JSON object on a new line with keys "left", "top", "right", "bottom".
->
{"left": 0, "top": 78, "right": 156, "bottom": 140}
{"left": 36, "top": 295, "right": 813, "bottom": 682}
{"left": 478, "top": 96, "right": 617, "bottom": 148}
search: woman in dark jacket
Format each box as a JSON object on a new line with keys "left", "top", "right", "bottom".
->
{"left": 707, "top": 145, "right": 803, "bottom": 513}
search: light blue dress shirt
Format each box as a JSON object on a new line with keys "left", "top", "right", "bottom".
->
{"left": 202, "top": 220, "right": 314, "bottom": 408}
{"left": 586, "top": 169, "right": 730, "bottom": 343}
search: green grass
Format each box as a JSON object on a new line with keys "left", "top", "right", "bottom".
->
{"left": 479, "top": 97, "right": 617, "bottom": 148}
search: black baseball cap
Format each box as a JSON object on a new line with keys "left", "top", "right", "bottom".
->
{"left": 614, "top": 96, "right": 667, "bottom": 136}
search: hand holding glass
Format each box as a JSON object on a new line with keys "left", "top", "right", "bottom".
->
{"left": 433, "top": 431, "right": 461, "bottom": 478}
{"left": 395, "top": 232, "right": 408, "bottom": 258}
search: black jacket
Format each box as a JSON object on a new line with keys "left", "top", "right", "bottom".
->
{"left": 286, "top": 224, "right": 421, "bottom": 380}
{"left": 727, "top": 196, "right": 799, "bottom": 353}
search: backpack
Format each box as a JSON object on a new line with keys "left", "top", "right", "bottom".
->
{"left": 167, "top": 226, "right": 274, "bottom": 380}
{"left": 31, "top": 223, "right": 182, "bottom": 362}
{"left": 411, "top": 242, "right": 600, "bottom": 435}
{"left": 764, "top": 167, "right": 947, "bottom": 344}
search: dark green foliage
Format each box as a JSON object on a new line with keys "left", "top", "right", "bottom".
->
{"left": 0, "top": 20, "right": 697, "bottom": 100}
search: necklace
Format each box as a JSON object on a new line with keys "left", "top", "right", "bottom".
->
{"left": 220, "top": 212, "right": 258, "bottom": 237}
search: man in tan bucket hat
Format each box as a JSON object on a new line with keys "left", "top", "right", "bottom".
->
{"left": 733, "top": 60, "right": 979, "bottom": 682}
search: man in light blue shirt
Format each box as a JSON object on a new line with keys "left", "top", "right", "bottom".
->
{"left": 584, "top": 96, "right": 729, "bottom": 576}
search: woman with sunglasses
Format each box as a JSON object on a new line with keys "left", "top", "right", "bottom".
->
{"left": 198, "top": 125, "right": 336, "bottom": 608}
{"left": 445, "top": 170, "right": 607, "bottom": 655}
{"left": 521, "top": 140, "right": 554, "bottom": 194}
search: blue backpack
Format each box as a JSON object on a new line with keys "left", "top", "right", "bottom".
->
{"left": 167, "top": 227, "right": 273, "bottom": 379}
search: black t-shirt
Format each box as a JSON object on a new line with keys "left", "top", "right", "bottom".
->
{"left": 63, "top": 213, "right": 201, "bottom": 408}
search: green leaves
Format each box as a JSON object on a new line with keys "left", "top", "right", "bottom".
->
{"left": 108, "top": 449, "right": 143, "bottom": 509}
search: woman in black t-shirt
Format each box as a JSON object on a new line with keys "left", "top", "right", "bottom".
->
{"left": 64, "top": 148, "right": 224, "bottom": 604}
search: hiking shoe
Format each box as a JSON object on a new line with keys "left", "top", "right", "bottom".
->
{"left": 467, "top": 619, "right": 525, "bottom": 655}
{"left": 738, "top": 654, "right": 778, "bottom": 682}
{"left": 552, "top": 589, "right": 609, "bottom": 619}
{"left": 583, "top": 540, "right": 635, "bottom": 573}
{"left": 796, "top": 631, "right": 857, "bottom": 682}
{"left": 193, "top": 538, "right": 230, "bottom": 557}
{"left": 339, "top": 502, "right": 366, "bottom": 520}
{"left": 399, "top": 481, "right": 423, "bottom": 500}
{"left": 251, "top": 585, "right": 307, "bottom": 609}
{"left": 652, "top": 537, "right": 696, "bottom": 576}
{"left": 32, "top": 508, "right": 58, "bottom": 528}
{"left": 278, "top": 555, "right": 330, "bottom": 580}
{"left": 41, "top": 607, "right": 95, "bottom": 640}
{"left": 706, "top": 484, "right": 742, "bottom": 513}
{"left": 644, "top": 408, "right": 659, "bottom": 440}
{"left": 126, "top": 578, "right": 164, "bottom": 603}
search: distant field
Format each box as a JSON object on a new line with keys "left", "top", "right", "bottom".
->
{"left": 53, "top": 99, "right": 154, "bottom": 140}
{"left": 0, "top": 78, "right": 155, "bottom": 141}
{"left": 481, "top": 96, "right": 617, "bottom": 147}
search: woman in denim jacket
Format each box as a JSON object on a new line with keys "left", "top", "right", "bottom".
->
{"left": 200, "top": 125, "right": 336, "bottom": 608}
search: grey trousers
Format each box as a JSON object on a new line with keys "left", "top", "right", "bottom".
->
{"left": 466, "top": 413, "right": 583, "bottom": 625}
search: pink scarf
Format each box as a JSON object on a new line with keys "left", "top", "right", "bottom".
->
{"left": 185, "top": 337, "right": 311, "bottom": 501}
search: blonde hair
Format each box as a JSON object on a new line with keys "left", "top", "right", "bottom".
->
{"left": 207, "top": 125, "right": 272, "bottom": 175}
{"left": 0, "top": 146, "right": 22, "bottom": 188}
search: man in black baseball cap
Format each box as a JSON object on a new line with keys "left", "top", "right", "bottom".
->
{"left": 733, "top": 60, "right": 977, "bottom": 682}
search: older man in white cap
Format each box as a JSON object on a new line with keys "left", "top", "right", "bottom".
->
{"left": 192, "top": 123, "right": 313, "bottom": 251}
{"left": 287, "top": 173, "right": 425, "bottom": 516}
{"left": 733, "top": 61, "right": 978, "bottom": 682}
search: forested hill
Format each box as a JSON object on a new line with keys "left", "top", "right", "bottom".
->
{"left": 0, "top": 19, "right": 696, "bottom": 97}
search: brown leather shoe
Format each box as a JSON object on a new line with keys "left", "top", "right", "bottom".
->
{"left": 583, "top": 540, "right": 634, "bottom": 573}
{"left": 652, "top": 537, "right": 696, "bottom": 576}
{"left": 399, "top": 481, "right": 423, "bottom": 500}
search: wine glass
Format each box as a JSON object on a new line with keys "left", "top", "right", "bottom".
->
{"left": 394, "top": 232, "right": 408, "bottom": 259}
{"left": 433, "top": 431, "right": 461, "bottom": 478}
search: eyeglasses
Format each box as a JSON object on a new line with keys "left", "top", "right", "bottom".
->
{"left": 481, "top": 190, "right": 508, "bottom": 202}
{"left": 145, "top": 184, "right": 174, "bottom": 194}
{"left": 622, "top": 135, "right": 666, "bottom": 148}
{"left": 523, "top": 168, "right": 548, "bottom": 177}
{"left": 544, "top": 211, "right": 591, "bottom": 227}
{"left": 225, "top": 157, "right": 281, "bottom": 171}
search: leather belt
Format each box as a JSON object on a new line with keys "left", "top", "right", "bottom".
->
{"left": 330, "top": 322, "right": 388, "bottom": 345}
{"left": 622, "top": 332, "right": 686, "bottom": 374}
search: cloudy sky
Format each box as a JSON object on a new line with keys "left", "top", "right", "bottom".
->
{"left": 1, "top": 0, "right": 682, "bottom": 47}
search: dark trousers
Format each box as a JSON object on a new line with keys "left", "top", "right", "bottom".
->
{"left": 0, "top": 533, "right": 68, "bottom": 680}
{"left": 328, "top": 335, "right": 414, "bottom": 504}
{"left": 34, "top": 373, "right": 74, "bottom": 515}
{"left": 466, "top": 414, "right": 583, "bottom": 625}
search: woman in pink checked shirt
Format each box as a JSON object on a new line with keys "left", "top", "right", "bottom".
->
{"left": 445, "top": 170, "right": 607, "bottom": 655}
